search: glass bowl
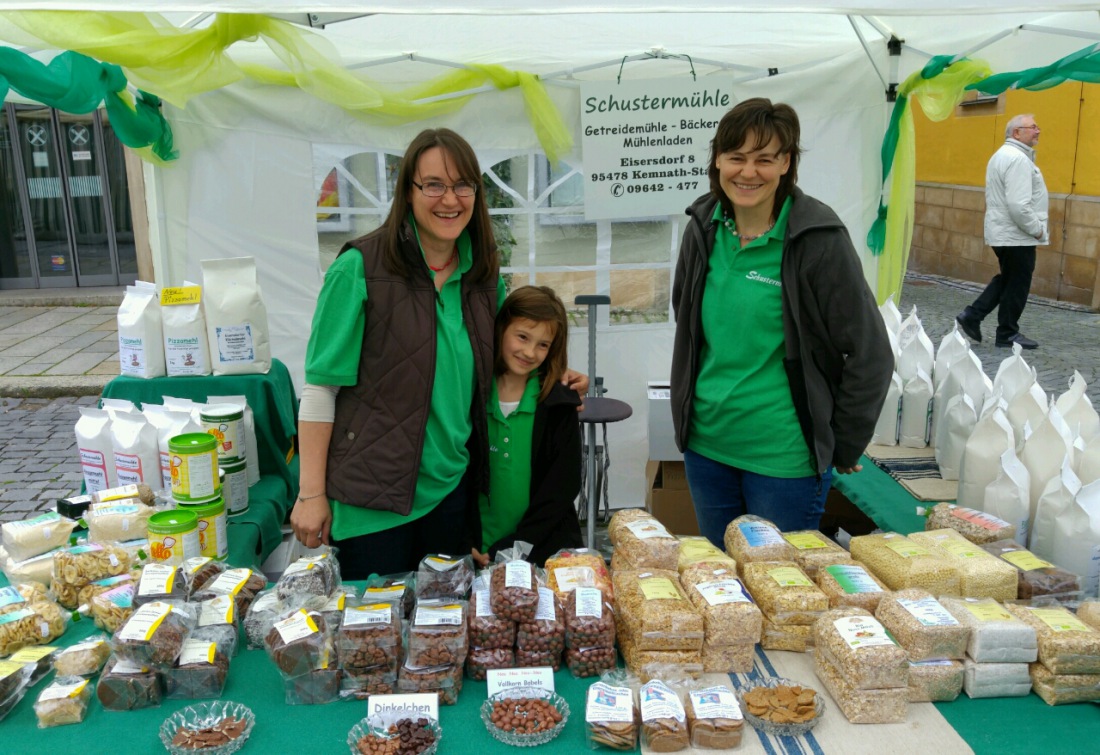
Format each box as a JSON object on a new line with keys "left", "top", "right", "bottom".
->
{"left": 346, "top": 715, "right": 442, "bottom": 755}
{"left": 159, "top": 700, "right": 255, "bottom": 754}
{"left": 480, "top": 688, "right": 570, "bottom": 747}
{"left": 735, "top": 676, "right": 825, "bottom": 738}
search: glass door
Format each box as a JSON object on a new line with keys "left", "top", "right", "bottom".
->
{"left": 0, "top": 107, "right": 36, "bottom": 288}
{"left": 101, "top": 114, "right": 137, "bottom": 280}
{"left": 58, "top": 110, "right": 118, "bottom": 286}
{"left": 13, "top": 105, "right": 75, "bottom": 287}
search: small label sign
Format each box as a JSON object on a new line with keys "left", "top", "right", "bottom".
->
{"left": 486, "top": 666, "right": 555, "bottom": 697}
{"left": 161, "top": 286, "right": 202, "bottom": 306}
{"left": 367, "top": 693, "right": 439, "bottom": 724}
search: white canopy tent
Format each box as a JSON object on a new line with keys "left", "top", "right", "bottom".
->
{"left": 4, "top": 3, "right": 1097, "bottom": 506}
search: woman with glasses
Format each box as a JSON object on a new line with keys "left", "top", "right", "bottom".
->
{"left": 290, "top": 128, "right": 505, "bottom": 578}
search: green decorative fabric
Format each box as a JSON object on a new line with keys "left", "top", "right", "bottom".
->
{"left": 0, "top": 11, "right": 572, "bottom": 162}
{"left": 969, "top": 42, "right": 1100, "bottom": 94}
{"left": 0, "top": 47, "right": 174, "bottom": 161}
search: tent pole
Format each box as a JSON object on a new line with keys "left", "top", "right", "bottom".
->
{"left": 1020, "top": 24, "right": 1100, "bottom": 42}
{"left": 848, "top": 15, "right": 888, "bottom": 89}
{"left": 951, "top": 27, "right": 1019, "bottom": 62}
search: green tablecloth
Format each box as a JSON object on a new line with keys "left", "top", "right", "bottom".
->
{"left": 100, "top": 358, "right": 300, "bottom": 565}
{"left": 831, "top": 454, "right": 927, "bottom": 534}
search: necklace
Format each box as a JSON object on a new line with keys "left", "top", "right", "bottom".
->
{"left": 722, "top": 215, "right": 775, "bottom": 242}
{"left": 427, "top": 246, "right": 458, "bottom": 272}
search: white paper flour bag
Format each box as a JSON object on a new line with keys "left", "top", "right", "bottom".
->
{"left": 75, "top": 407, "right": 117, "bottom": 493}
{"left": 1020, "top": 402, "right": 1076, "bottom": 518}
{"left": 161, "top": 281, "right": 211, "bottom": 377}
{"left": 900, "top": 368, "right": 933, "bottom": 448}
{"left": 872, "top": 372, "right": 903, "bottom": 446}
{"left": 1006, "top": 380, "right": 1047, "bottom": 452}
{"left": 163, "top": 396, "right": 203, "bottom": 425}
{"left": 993, "top": 343, "right": 1035, "bottom": 405}
{"left": 202, "top": 257, "right": 271, "bottom": 376}
{"left": 898, "top": 328, "right": 935, "bottom": 385}
{"left": 144, "top": 405, "right": 203, "bottom": 491}
{"left": 983, "top": 448, "right": 1031, "bottom": 546}
{"left": 935, "top": 393, "right": 977, "bottom": 481}
{"left": 1050, "top": 478, "right": 1100, "bottom": 597}
{"left": 957, "top": 407, "right": 1014, "bottom": 509}
{"left": 1078, "top": 434, "right": 1100, "bottom": 486}
{"left": 934, "top": 326, "right": 970, "bottom": 392}
{"left": 110, "top": 410, "right": 160, "bottom": 488}
{"left": 879, "top": 298, "right": 903, "bottom": 336}
{"left": 117, "top": 283, "right": 166, "bottom": 378}
{"left": 1030, "top": 458, "right": 1081, "bottom": 563}
{"left": 1055, "top": 371, "right": 1100, "bottom": 442}
{"left": 208, "top": 394, "right": 261, "bottom": 486}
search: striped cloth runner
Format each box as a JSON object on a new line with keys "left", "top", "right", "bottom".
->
{"left": 727, "top": 646, "right": 826, "bottom": 755}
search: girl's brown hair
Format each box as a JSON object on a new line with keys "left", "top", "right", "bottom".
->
{"left": 381, "top": 128, "right": 498, "bottom": 283}
{"left": 494, "top": 285, "right": 569, "bottom": 401}
{"left": 708, "top": 97, "right": 802, "bottom": 222}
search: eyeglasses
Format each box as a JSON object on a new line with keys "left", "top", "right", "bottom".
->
{"left": 412, "top": 180, "right": 478, "bottom": 198}
{"left": 1016, "top": 125, "right": 1040, "bottom": 132}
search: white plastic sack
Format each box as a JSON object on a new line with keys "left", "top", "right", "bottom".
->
{"left": 983, "top": 448, "right": 1031, "bottom": 546}
{"left": 957, "top": 407, "right": 1015, "bottom": 509}
{"left": 934, "top": 326, "right": 970, "bottom": 392}
{"left": 1050, "top": 478, "right": 1100, "bottom": 597}
{"left": 162, "top": 280, "right": 211, "bottom": 377}
{"left": 74, "top": 407, "right": 117, "bottom": 493}
{"left": 1029, "top": 458, "right": 1081, "bottom": 562}
{"left": 202, "top": 256, "right": 272, "bottom": 376}
{"left": 1006, "top": 380, "right": 1048, "bottom": 452}
{"left": 1054, "top": 371, "right": 1100, "bottom": 442}
{"left": 1020, "top": 402, "right": 1076, "bottom": 519}
{"left": 1078, "top": 434, "right": 1100, "bottom": 486}
{"left": 207, "top": 394, "right": 261, "bottom": 486}
{"left": 935, "top": 393, "right": 977, "bottom": 481}
{"left": 110, "top": 411, "right": 160, "bottom": 488}
{"left": 117, "top": 283, "right": 166, "bottom": 378}
{"left": 900, "top": 367, "right": 933, "bottom": 448}
{"left": 992, "top": 343, "right": 1035, "bottom": 405}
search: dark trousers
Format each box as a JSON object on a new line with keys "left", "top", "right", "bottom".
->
{"left": 334, "top": 479, "right": 469, "bottom": 580}
{"left": 967, "top": 245, "right": 1035, "bottom": 343}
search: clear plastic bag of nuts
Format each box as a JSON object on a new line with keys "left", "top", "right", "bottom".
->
{"left": 564, "top": 586, "right": 615, "bottom": 649}
{"left": 565, "top": 646, "right": 616, "bottom": 678}
{"left": 924, "top": 503, "right": 1016, "bottom": 545}
{"left": 408, "top": 598, "right": 468, "bottom": 667}
{"left": 338, "top": 602, "right": 402, "bottom": 672}
{"left": 489, "top": 558, "right": 540, "bottom": 624}
{"left": 468, "top": 588, "right": 515, "bottom": 650}
{"left": 516, "top": 587, "right": 565, "bottom": 656}
{"left": 515, "top": 647, "right": 562, "bottom": 672}
{"left": 723, "top": 515, "right": 795, "bottom": 571}
{"left": 362, "top": 572, "right": 415, "bottom": 619}
{"left": 466, "top": 647, "right": 514, "bottom": 680}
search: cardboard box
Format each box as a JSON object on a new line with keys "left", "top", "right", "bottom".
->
{"left": 647, "top": 381, "right": 683, "bottom": 461}
{"left": 645, "top": 460, "right": 699, "bottom": 535}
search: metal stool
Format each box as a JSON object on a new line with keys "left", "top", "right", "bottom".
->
{"left": 574, "top": 295, "right": 633, "bottom": 547}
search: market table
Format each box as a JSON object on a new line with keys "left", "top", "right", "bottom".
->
{"left": 3, "top": 575, "right": 1100, "bottom": 755}
{"left": 99, "top": 358, "right": 299, "bottom": 566}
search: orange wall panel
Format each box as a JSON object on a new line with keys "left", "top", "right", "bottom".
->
{"left": 1075, "top": 83, "right": 1100, "bottom": 197}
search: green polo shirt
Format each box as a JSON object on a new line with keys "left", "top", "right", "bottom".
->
{"left": 688, "top": 197, "right": 812, "bottom": 477}
{"left": 478, "top": 374, "right": 539, "bottom": 550}
{"left": 305, "top": 224, "right": 506, "bottom": 540}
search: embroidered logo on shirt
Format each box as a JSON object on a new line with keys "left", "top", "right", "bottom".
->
{"left": 746, "top": 271, "right": 781, "bottom": 287}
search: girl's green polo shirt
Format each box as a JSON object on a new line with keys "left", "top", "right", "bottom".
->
{"left": 687, "top": 197, "right": 813, "bottom": 477}
{"left": 478, "top": 374, "right": 539, "bottom": 551}
{"left": 305, "top": 226, "right": 506, "bottom": 540}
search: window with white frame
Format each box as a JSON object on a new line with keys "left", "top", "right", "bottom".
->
{"left": 315, "top": 149, "right": 678, "bottom": 325}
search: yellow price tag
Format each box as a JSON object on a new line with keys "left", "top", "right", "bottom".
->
{"left": 768, "top": 566, "right": 813, "bottom": 587}
{"left": 1001, "top": 550, "right": 1052, "bottom": 571}
{"left": 640, "top": 577, "right": 682, "bottom": 601}
{"left": 160, "top": 286, "right": 201, "bottom": 306}
{"left": 784, "top": 532, "right": 828, "bottom": 550}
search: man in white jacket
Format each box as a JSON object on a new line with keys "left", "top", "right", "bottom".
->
{"left": 956, "top": 114, "right": 1048, "bottom": 350}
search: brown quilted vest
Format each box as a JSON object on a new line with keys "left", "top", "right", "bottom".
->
{"left": 324, "top": 224, "right": 496, "bottom": 515}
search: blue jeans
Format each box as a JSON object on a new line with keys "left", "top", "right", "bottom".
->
{"left": 683, "top": 448, "right": 832, "bottom": 549}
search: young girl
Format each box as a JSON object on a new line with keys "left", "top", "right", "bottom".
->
{"left": 473, "top": 285, "right": 584, "bottom": 566}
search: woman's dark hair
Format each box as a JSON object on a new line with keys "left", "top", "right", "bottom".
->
{"left": 494, "top": 285, "right": 569, "bottom": 402}
{"left": 380, "top": 128, "right": 498, "bottom": 283}
{"left": 708, "top": 98, "right": 801, "bottom": 221}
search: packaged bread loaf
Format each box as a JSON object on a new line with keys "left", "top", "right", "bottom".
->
{"left": 489, "top": 559, "right": 539, "bottom": 623}
{"left": 111, "top": 600, "right": 194, "bottom": 667}
{"left": 874, "top": 589, "right": 969, "bottom": 661}
{"left": 816, "top": 561, "right": 890, "bottom": 612}
{"left": 814, "top": 650, "right": 908, "bottom": 724}
{"left": 963, "top": 658, "right": 1031, "bottom": 698}
{"left": 90, "top": 583, "right": 136, "bottom": 633}
{"left": 565, "top": 586, "right": 615, "bottom": 648}
{"left": 782, "top": 530, "right": 852, "bottom": 579}
{"left": 979, "top": 540, "right": 1081, "bottom": 601}
{"left": 338, "top": 602, "right": 402, "bottom": 671}
{"left": 277, "top": 553, "right": 340, "bottom": 600}
{"left": 608, "top": 509, "right": 679, "bottom": 570}
{"left": 34, "top": 675, "right": 92, "bottom": 728}
{"left": 585, "top": 681, "right": 637, "bottom": 751}
{"left": 363, "top": 573, "right": 416, "bottom": 618}
{"left": 264, "top": 607, "right": 330, "bottom": 677}
{"left": 639, "top": 680, "right": 689, "bottom": 753}
{"left": 679, "top": 564, "right": 762, "bottom": 645}
{"left": 939, "top": 596, "right": 1038, "bottom": 663}
{"left": 1004, "top": 604, "right": 1100, "bottom": 674}
{"left": 85, "top": 502, "right": 154, "bottom": 543}
{"left": 53, "top": 543, "right": 130, "bottom": 587}
{"left": 815, "top": 607, "right": 908, "bottom": 689}
{"left": 416, "top": 553, "right": 474, "bottom": 600}
{"left": 408, "top": 598, "right": 467, "bottom": 667}
{"left": 545, "top": 548, "right": 613, "bottom": 601}
{"left": 907, "top": 659, "right": 964, "bottom": 702}
{"left": 182, "top": 556, "right": 224, "bottom": 596}
{"left": 2, "top": 512, "right": 78, "bottom": 563}
{"left": 723, "top": 515, "right": 794, "bottom": 569}
{"left": 193, "top": 567, "right": 266, "bottom": 615}
{"left": 612, "top": 569, "right": 703, "bottom": 650}
{"left": 741, "top": 561, "right": 828, "bottom": 625}
{"left": 761, "top": 615, "right": 814, "bottom": 652}
{"left": 1028, "top": 662, "right": 1100, "bottom": 705}
{"left": 849, "top": 532, "right": 960, "bottom": 595}
{"left": 682, "top": 686, "right": 743, "bottom": 752}
{"left": 96, "top": 656, "right": 163, "bottom": 710}
{"left": 908, "top": 529, "right": 1017, "bottom": 601}
{"left": 134, "top": 563, "right": 187, "bottom": 606}
{"left": 166, "top": 638, "right": 231, "bottom": 699}
{"left": 396, "top": 659, "right": 462, "bottom": 705}
{"left": 701, "top": 643, "right": 754, "bottom": 674}
{"left": 924, "top": 503, "right": 1016, "bottom": 544}
{"left": 677, "top": 537, "right": 736, "bottom": 574}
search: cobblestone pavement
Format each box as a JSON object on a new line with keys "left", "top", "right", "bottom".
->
{"left": 0, "top": 396, "right": 98, "bottom": 523}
